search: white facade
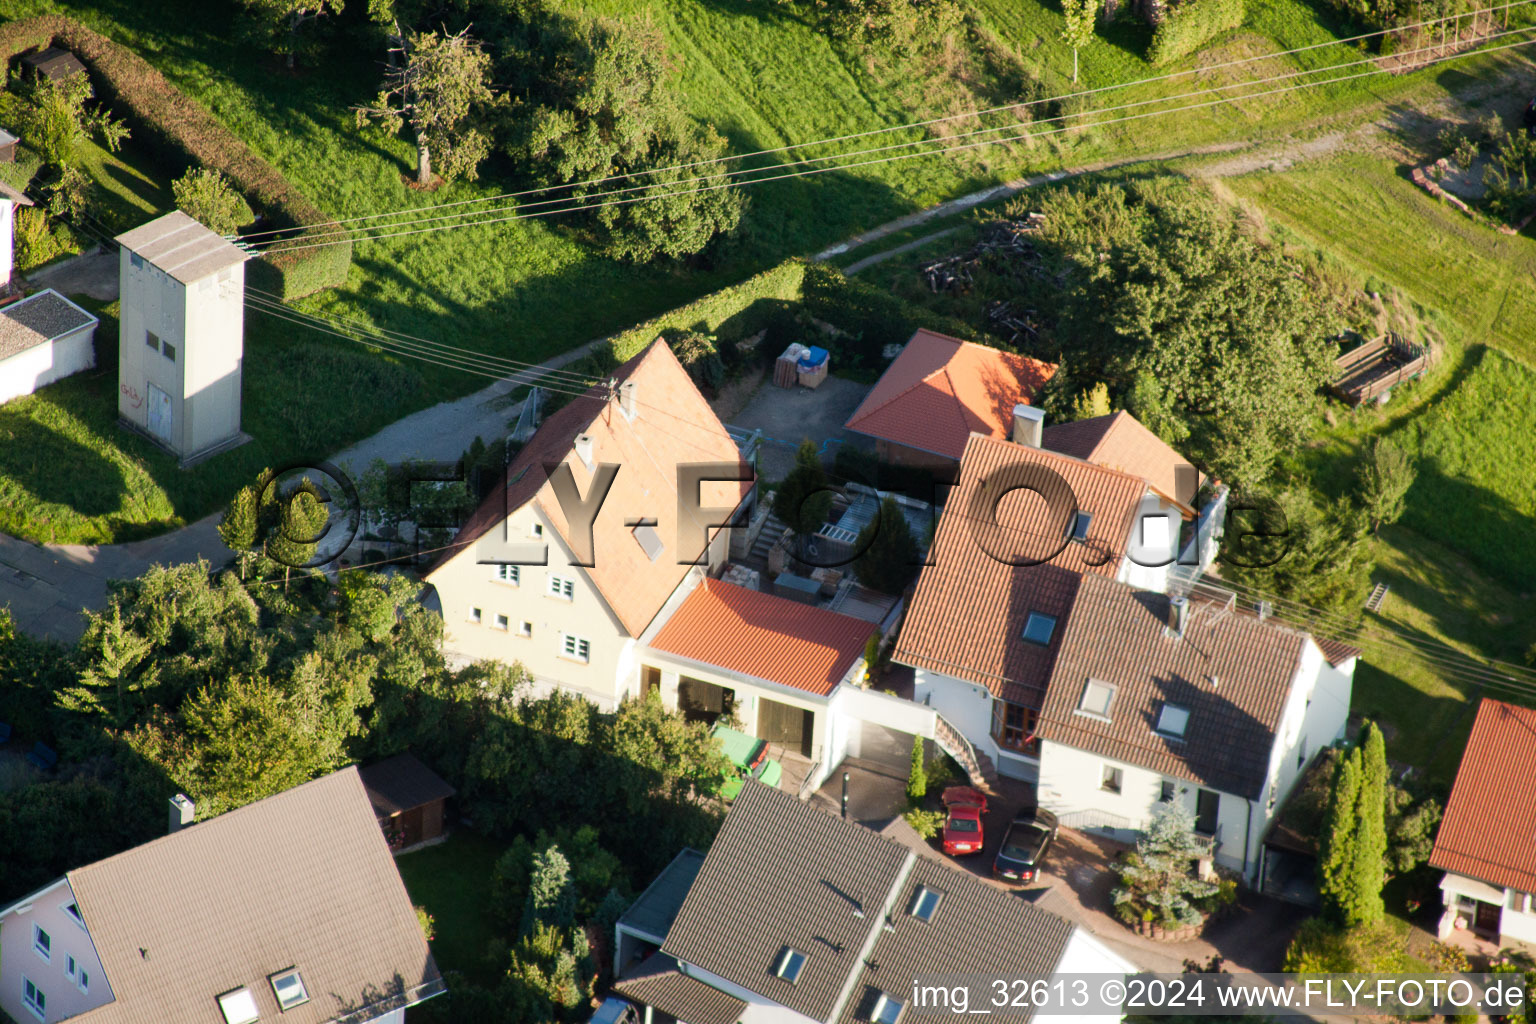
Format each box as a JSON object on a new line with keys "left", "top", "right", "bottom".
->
{"left": 0, "top": 879, "right": 113, "bottom": 1024}
{"left": 116, "top": 217, "right": 245, "bottom": 461}
{"left": 1036, "top": 638, "right": 1354, "bottom": 883}
{"left": 1438, "top": 873, "right": 1536, "bottom": 945}
{"left": 912, "top": 666, "right": 1039, "bottom": 783}
{"left": 0, "top": 197, "right": 13, "bottom": 287}
{"left": 0, "top": 293, "right": 98, "bottom": 407}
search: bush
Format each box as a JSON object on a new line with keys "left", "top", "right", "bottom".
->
{"left": 668, "top": 331, "right": 726, "bottom": 393}
{"left": 0, "top": 15, "right": 350, "bottom": 298}
{"left": 1283, "top": 918, "right": 1413, "bottom": 974}
{"left": 13, "top": 206, "right": 64, "bottom": 270}
{"left": 903, "top": 808, "right": 945, "bottom": 839}
{"left": 172, "top": 167, "right": 252, "bottom": 235}
{"left": 1147, "top": 0, "right": 1246, "bottom": 64}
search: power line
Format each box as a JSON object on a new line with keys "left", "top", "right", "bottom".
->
{"left": 232, "top": 0, "right": 1536, "bottom": 245}
{"left": 257, "top": 31, "right": 1536, "bottom": 254}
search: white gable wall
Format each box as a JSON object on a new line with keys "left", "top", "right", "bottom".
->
{"left": 0, "top": 879, "right": 113, "bottom": 1024}
{"left": 0, "top": 322, "right": 96, "bottom": 406}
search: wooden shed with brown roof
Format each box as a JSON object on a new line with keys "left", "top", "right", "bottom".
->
{"left": 19, "top": 46, "right": 86, "bottom": 82}
{"left": 359, "top": 753, "right": 456, "bottom": 850}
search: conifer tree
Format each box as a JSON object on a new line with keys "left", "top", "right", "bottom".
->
{"left": 1318, "top": 745, "right": 1364, "bottom": 923}
{"left": 1351, "top": 723, "right": 1389, "bottom": 925}
{"left": 218, "top": 484, "right": 260, "bottom": 580}
{"left": 854, "top": 496, "right": 920, "bottom": 595}
{"left": 906, "top": 735, "right": 928, "bottom": 805}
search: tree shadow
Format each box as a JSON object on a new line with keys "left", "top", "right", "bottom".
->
{"left": 0, "top": 400, "right": 128, "bottom": 519}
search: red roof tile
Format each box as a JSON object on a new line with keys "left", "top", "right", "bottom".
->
{"left": 1043, "top": 411, "right": 1202, "bottom": 508}
{"left": 1430, "top": 699, "right": 1536, "bottom": 892}
{"left": 649, "top": 579, "right": 873, "bottom": 696}
{"left": 845, "top": 330, "right": 1057, "bottom": 460}
{"left": 893, "top": 434, "right": 1147, "bottom": 707}
{"left": 427, "top": 341, "right": 750, "bottom": 637}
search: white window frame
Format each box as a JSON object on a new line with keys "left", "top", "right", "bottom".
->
{"left": 561, "top": 633, "right": 591, "bottom": 663}
{"left": 518, "top": 621, "right": 533, "bottom": 638}
{"left": 32, "top": 923, "right": 50, "bottom": 962}
{"left": 495, "top": 564, "right": 521, "bottom": 586}
{"left": 1101, "top": 764, "right": 1123, "bottom": 794}
{"left": 77, "top": 967, "right": 89, "bottom": 995}
{"left": 872, "top": 992, "right": 903, "bottom": 1024}
{"left": 1155, "top": 703, "right": 1190, "bottom": 740}
{"left": 65, "top": 954, "right": 77, "bottom": 981}
{"left": 468, "top": 606, "right": 482, "bottom": 625}
{"left": 270, "top": 968, "right": 310, "bottom": 1011}
{"left": 1077, "top": 679, "right": 1116, "bottom": 721}
{"left": 218, "top": 987, "right": 261, "bottom": 1024}
{"left": 546, "top": 574, "right": 575, "bottom": 600}
{"left": 22, "top": 977, "right": 45, "bottom": 1022}
{"left": 60, "top": 901, "right": 85, "bottom": 931}
{"left": 530, "top": 521, "right": 544, "bottom": 539}
{"left": 494, "top": 613, "right": 509, "bottom": 631}
{"left": 775, "top": 948, "right": 807, "bottom": 984}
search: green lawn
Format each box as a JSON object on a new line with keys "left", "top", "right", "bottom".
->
{"left": 396, "top": 831, "right": 508, "bottom": 988}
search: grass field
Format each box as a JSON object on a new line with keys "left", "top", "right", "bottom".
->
{"left": 396, "top": 831, "right": 508, "bottom": 988}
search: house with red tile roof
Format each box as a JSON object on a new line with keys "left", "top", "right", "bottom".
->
{"left": 424, "top": 339, "right": 753, "bottom": 709}
{"left": 1430, "top": 699, "right": 1536, "bottom": 944}
{"left": 1042, "top": 410, "right": 1202, "bottom": 513}
{"left": 843, "top": 330, "right": 1056, "bottom": 468}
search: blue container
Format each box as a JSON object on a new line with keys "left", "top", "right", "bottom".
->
{"left": 797, "top": 346, "right": 829, "bottom": 370}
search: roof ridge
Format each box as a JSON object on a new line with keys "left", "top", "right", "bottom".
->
{"left": 964, "top": 431, "right": 1152, "bottom": 488}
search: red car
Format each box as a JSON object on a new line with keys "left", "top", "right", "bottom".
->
{"left": 940, "top": 786, "right": 989, "bottom": 856}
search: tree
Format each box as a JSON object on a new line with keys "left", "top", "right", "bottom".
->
{"left": 1350, "top": 723, "right": 1388, "bottom": 926}
{"left": 522, "top": 845, "right": 577, "bottom": 936}
{"left": 1070, "top": 381, "right": 1111, "bottom": 420}
{"left": 1221, "top": 490, "right": 1374, "bottom": 618}
{"left": 853, "top": 495, "right": 920, "bottom": 595}
{"left": 172, "top": 168, "right": 251, "bottom": 235}
{"left": 1385, "top": 782, "right": 1440, "bottom": 880}
{"left": 608, "top": 690, "right": 734, "bottom": 799}
{"left": 356, "top": 27, "right": 495, "bottom": 185}
{"left": 1317, "top": 745, "right": 1361, "bottom": 922}
{"left": 218, "top": 483, "right": 260, "bottom": 579}
{"left": 772, "top": 440, "right": 835, "bottom": 543}
{"left": 510, "top": 15, "right": 743, "bottom": 261}
{"left": 16, "top": 72, "right": 128, "bottom": 171}
{"left": 239, "top": 0, "right": 344, "bottom": 69}
{"left": 1356, "top": 437, "right": 1415, "bottom": 533}
{"left": 1060, "top": 0, "right": 1097, "bottom": 83}
{"left": 906, "top": 735, "right": 927, "bottom": 805}
{"left": 1113, "top": 803, "right": 1219, "bottom": 926}
{"left": 265, "top": 478, "right": 331, "bottom": 589}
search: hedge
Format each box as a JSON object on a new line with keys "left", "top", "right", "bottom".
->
{"left": 0, "top": 15, "right": 350, "bottom": 298}
{"left": 1146, "top": 0, "right": 1246, "bottom": 65}
{"left": 607, "top": 259, "right": 810, "bottom": 364}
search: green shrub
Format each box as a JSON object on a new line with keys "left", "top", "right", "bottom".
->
{"left": 0, "top": 15, "right": 350, "bottom": 298}
{"left": 13, "top": 206, "right": 63, "bottom": 270}
{"left": 1283, "top": 918, "right": 1413, "bottom": 974}
{"left": 668, "top": 331, "right": 726, "bottom": 393}
{"left": 1147, "top": 0, "right": 1246, "bottom": 65}
{"left": 903, "top": 808, "right": 945, "bottom": 839}
{"left": 606, "top": 259, "right": 810, "bottom": 364}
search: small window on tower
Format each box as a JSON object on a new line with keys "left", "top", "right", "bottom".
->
{"left": 146, "top": 330, "right": 159, "bottom": 351}
{"left": 162, "top": 341, "right": 176, "bottom": 362}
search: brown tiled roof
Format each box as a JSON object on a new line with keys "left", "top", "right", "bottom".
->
{"left": 1430, "top": 699, "right": 1536, "bottom": 892}
{"left": 660, "top": 782, "right": 1079, "bottom": 1024}
{"left": 893, "top": 434, "right": 1148, "bottom": 707}
{"left": 1036, "top": 574, "right": 1308, "bottom": 798}
{"left": 67, "top": 768, "right": 441, "bottom": 1024}
{"left": 359, "top": 753, "right": 456, "bottom": 817}
{"left": 845, "top": 330, "right": 1056, "bottom": 461}
{"left": 1042, "top": 411, "right": 1201, "bottom": 509}
{"left": 661, "top": 781, "right": 911, "bottom": 1022}
{"left": 427, "top": 340, "right": 750, "bottom": 637}
{"left": 1315, "top": 636, "right": 1361, "bottom": 668}
{"left": 835, "top": 858, "right": 1076, "bottom": 1024}
{"left": 649, "top": 579, "right": 872, "bottom": 696}
{"left": 616, "top": 954, "right": 747, "bottom": 1024}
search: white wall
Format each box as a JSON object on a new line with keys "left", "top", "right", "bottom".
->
{"left": 1439, "top": 874, "right": 1536, "bottom": 945}
{"left": 0, "top": 198, "right": 13, "bottom": 287}
{"left": 677, "top": 963, "right": 820, "bottom": 1024}
{"left": 182, "top": 261, "right": 244, "bottom": 455}
{"left": 0, "top": 323, "right": 96, "bottom": 406}
{"left": 0, "top": 879, "right": 112, "bottom": 1024}
{"left": 1118, "top": 492, "right": 1184, "bottom": 594}
{"left": 1033, "top": 929, "right": 1139, "bottom": 1024}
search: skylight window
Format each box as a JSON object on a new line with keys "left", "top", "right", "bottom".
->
{"left": 873, "top": 992, "right": 904, "bottom": 1024}
{"left": 1078, "top": 679, "right": 1116, "bottom": 720}
{"left": 271, "top": 968, "right": 310, "bottom": 1011}
{"left": 1021, "top": 611, "right": 1056, "bottom": 646}
{"left": 775, "top": 948, "right": 807, "bottom": 984}
{"left": 632, "top": 522, "right": 664, "bottom": 562}
{"left": 909, "top": 886, "right": 942, "bottom": 922}
{"left": 218, "top": 987, "right": 260, "bottom": 1024}
{"left": 1068, "top": 511, "right": 1092, "bottom": 543}
{"left": 1156, "top": 703, "right": 1191, "bottom": 739}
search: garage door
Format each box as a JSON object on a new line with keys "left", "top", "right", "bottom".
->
{"left": 758, "top": 698, "right": 814, "bottom": 758}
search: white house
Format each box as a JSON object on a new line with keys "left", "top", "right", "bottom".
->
{"left": 0, "top": 770, "right": 441, "bottom": 1024}
{"left": 1031, "top": 572, "right": 1356, "bottom": 883}
{"left": 1430, "top": 699, "right": 1536, "bottom": 945}
{"left": 615, "top": 781, "right": 1135, "bottom": 1024}
{"left": 0, "top": 290, "right": 99, "bottom": 407}
{"left": 895, "top": 424, "right": 1217, "bottom": 787}
{"left": 424, "top": 339, "right": 752, "bottom": 710}
{"left": 115, "top": 211, "right": 248, "bottom": 464}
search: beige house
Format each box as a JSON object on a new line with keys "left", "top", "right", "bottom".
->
{"left": 0, "top": 769, "right": 441, "bottom": 1024}
{"left": 425, "top": 340, "right": 751, "bottom": 709}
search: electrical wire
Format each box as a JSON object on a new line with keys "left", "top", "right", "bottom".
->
{"left": 232, "top": 0, "right": 1536, "bottom": 245}
{"left": 257, "top": 31, "right": 1536, "bottom": 253}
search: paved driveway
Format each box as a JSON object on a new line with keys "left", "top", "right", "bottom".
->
{"left": 728, "top": 375, "right": 872, "bottom": 481}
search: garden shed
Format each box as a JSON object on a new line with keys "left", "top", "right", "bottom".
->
{"left": 358, "top": 752, "right": 456, "bottom": 851}
{"left": 20, "top": 46, "right": 86, "bottom": 82}
{"left": 0, "top": 289, "right": 100, "bottom": 406}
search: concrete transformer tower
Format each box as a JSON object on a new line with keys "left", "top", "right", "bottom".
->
{"left": 115, "top": 211, "right": 248, "bottom": 465}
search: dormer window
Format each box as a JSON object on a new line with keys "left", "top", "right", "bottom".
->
{"left": 1077, "top": 679, "right": 1116, "bottom": 720}
{"left": 271, "top": 968, "right": 310, "bottom": 1011}
{"left": 909, "top": 886, "right": 942, "bottom": 921}
{"left": 218, "top": 987, "right": 260, "bottom": 1024}
{"left": 1068, "top": 511, "right": 1092, "bottom": 543}
{"left": 774, "top": 948, "right": 807, "bottom": 984}
{"left": 1020, "top": 611, "right": 1056, "bottom": 646}
{"left": 872, "top": 992, "right": 904, "bottom": 1024}
{"left": 1155, "top": 703, "right": 1190, "bottom": 740}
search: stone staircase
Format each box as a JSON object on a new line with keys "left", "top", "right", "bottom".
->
{"left": 748, "top": 511, "right": 789, "bottom": 566}
{"left": 933, "top": 714, "right": 1000, "bottom": 795}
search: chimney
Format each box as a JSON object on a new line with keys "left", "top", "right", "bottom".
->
{"left": 573, "top": 433, "right": 595, "bottom": 470}
{"left": 1167, "top": 595, "right": 1189, "bottom": 637}
{"left": 168, "top": 793, "right": 194, "bottom": 834}
{"left": 618, "top": 380, "right": 637, "bottom": 420}
{"left": 1012, "top": 404, "right": 1045, "bottom": 447}
{"left": 1257, "top": 600, "right": 1272, "bottom": 622}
